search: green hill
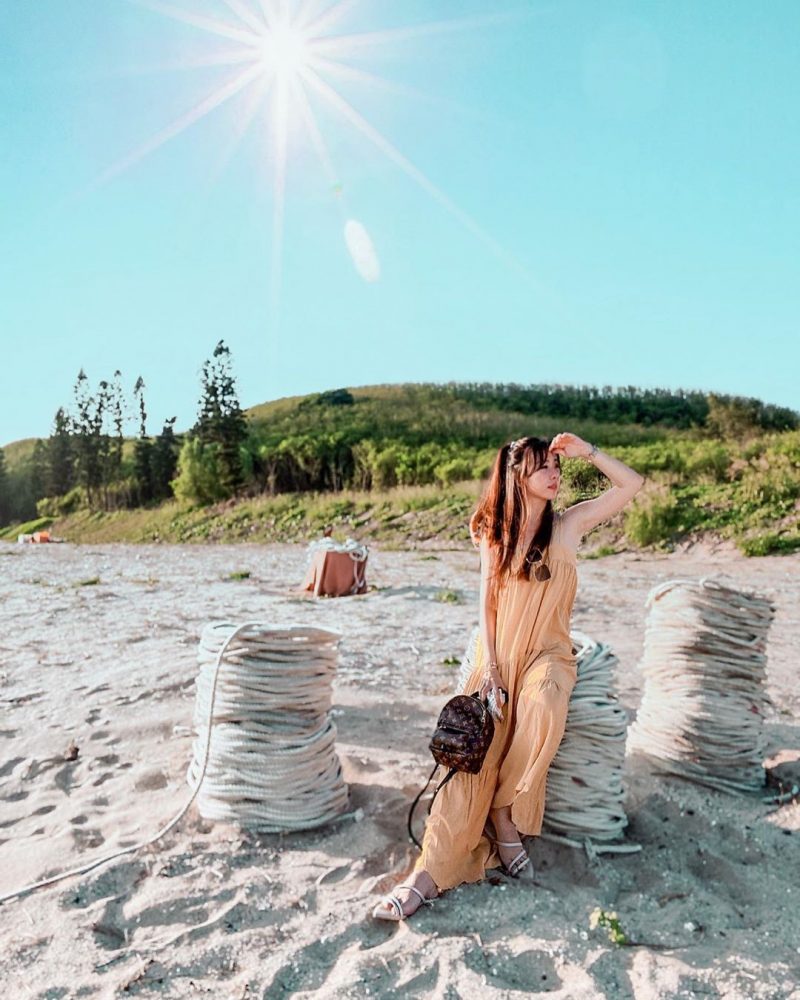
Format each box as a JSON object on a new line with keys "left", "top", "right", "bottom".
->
{"left": 1, "top": 382, "right": 799, "bottom": 554}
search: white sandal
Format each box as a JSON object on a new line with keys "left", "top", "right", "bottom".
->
{"left": 372, "top": 883, "right": 436, "bottom": 922}
{"left": 484, "top": 826, "right": 534, "bottom": 879}
{"left": 494, "top": 839, "right": 532, "bottom": 878}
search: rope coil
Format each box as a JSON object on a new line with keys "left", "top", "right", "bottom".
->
{"left": 626, "top": 576, "right": 776, "bottom": 794}
{"left": 305, "top": 537, "right": 369, "bottom": 563}
{"left": 188, "top": 622, "right": 350, "bottom": 831}
{"left": 457, "top": 626, "right": 639, "bottom": 853}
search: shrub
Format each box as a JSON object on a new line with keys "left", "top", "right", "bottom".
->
{"left": 738, "top": 532, "right": 800, "bottom": 556}
{"left": 36, "top": 486, "right": 84, "bottom": 517}
{"left": 738, "top": 453, "right": 800, "bottom": 507}
{"left": 434, "top": 458, "right": 474, "bottom": 487}
{"left": 172, "top": 438, "right": 229, "bottom": 505}
{"left": 685, "top": 441, "right": 731, "bottom": 482}
{"left": 624, "top": 486, "right": 682, "bottom": 546}
{"left": 434, "top": 589, "right": 461, "bottom": 604}
{"left": 373, "top": 446, "right": 400, "bottom": 491}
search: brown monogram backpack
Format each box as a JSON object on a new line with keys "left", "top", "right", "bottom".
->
{"left": 407, "top": 692, "right": 495, "bottom": 848}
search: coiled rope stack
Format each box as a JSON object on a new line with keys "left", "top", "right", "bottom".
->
{"left": 457, "top": 626, "right": 638, "bottom": 854}
{"left": 626, "top": 577, "right": 775, "bottom": 794}
{"left": 188, "top": 622, "right": 350, "bottom": 831}
{"left": 541, "top": 630, "right": 636, "bottom": 852}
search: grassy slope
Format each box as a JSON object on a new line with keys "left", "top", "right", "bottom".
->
{"left": 0, "top": 485, "right": 482, "bottom": 549}
{"left": 3, "top": 438, "right": 39, "bottom": 461}
{"left": 2, "top": 385, "right": 799, "bottom": 554}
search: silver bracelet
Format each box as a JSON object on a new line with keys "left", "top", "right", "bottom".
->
{"left": 587, "top": 443, "right": 599, "bottom": 460}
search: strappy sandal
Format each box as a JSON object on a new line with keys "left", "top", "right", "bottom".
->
{"left": 372, "top": 883, "right": 436, "bottom": 922}
{"left": 494, "top": 839, "right": 532, "bottom": 878}
{"left": 484, "top": 827, "right": 534, "bottom": 879}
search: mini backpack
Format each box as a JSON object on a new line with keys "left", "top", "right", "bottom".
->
{"left": 407, "top": 692, "right": 495, "bottom": 849}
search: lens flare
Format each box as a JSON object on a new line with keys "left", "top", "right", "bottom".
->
{"left": 344, "top": 219, "right": 380, "bottom": 283}
{"left": 106, "top": 1, "right": 538, "bottom": 305}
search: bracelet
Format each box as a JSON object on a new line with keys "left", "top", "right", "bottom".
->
{"left": 586, "top": 443, "right": 599, "bottom": 460}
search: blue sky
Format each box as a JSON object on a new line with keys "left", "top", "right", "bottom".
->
{"left": 1, "top": 0, "right": 798, "bottom": 445}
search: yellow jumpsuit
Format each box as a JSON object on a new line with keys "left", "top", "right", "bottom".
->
{"left": 415, "top": 511, "right": 578, "bottom": 891}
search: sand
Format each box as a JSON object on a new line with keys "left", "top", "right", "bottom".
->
{"left": 1, "top": 538, "right": 799, "bottom": 999}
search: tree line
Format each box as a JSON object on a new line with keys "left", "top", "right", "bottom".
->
{"left": 0, "top": 341, "right": 248, "bottom": 524}
{"left": 0, "top": 354, "right": 797, "bottom": 529}
{"left": 444, "top": 382, "right": 798, "bottom": 433}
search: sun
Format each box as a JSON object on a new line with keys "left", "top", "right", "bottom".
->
{"left": 259, "top": 22, "right": 311, "bottom": 82}
{"left": 102, "top": 1, "right": 530, "bottom": 299}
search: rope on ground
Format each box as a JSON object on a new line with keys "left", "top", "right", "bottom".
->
{"left": 187, "top": 622, "right": 350, "bottom": 831}
{"left": 0, "top": 620, "right": 351, "bottom": 904}
{"left": 626, "top": 576, "right": 776, "bottom": 795}
{"left": 457, "top": 626, "right": 640, "bottom": 852}
{"left": 305, "top": 537, "right": 369, "bottom": 563}
{"left": 0, "top": 620, "right": 256, "bottom": 904}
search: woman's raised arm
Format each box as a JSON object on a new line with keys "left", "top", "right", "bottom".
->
{"left": 477, "top": 535, "right": 499, "bottom": 666}
{"left": 550, "top": 432, "right": 645, "bottom": 540}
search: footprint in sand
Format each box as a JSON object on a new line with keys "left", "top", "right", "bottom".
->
{"left": 0, "top": 756, "right": 26, "bottom": 778}
{"left": 266, "top": 924, "right": 392, "bottom": 995}
{"left": 71, "top": 826, "right": 104, "bottom": 849}
{"left": 1, "top": 789, "right": 29, "bottom": 802}
{"left": 54, "top": 761, "right": 81, "bottom": 794}
{"left": 464, "top": 945, "right": 561, "bottom": 993}
{"left": 134, "top": 771, "right": 168, "bottom": 791}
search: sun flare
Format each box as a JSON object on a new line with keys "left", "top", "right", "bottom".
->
{"left": 109, "top": 1, "right": 528, "bottom": 294}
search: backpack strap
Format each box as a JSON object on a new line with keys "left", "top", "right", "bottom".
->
{"left": 407, "top": 763, "right": 458, "bottom": 850}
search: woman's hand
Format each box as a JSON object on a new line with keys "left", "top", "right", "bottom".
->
{"left": 479, "top": 664, "right": 506, "bottom": 722}
{"left": 549, "top": 432, "right": 593, "bottom": 460}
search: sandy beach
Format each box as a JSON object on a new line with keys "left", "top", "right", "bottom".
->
{"left": 1, "top": 538, "right": 799, "bottom": 999}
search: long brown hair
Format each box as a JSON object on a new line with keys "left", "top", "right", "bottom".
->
{"left": 469, "top": 436, "right": 560, "bottom": 590}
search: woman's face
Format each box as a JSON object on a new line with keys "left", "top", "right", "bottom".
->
{"left": 522, "top": 451, "right": 561, "bottom": 501}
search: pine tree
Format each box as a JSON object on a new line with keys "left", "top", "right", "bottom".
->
{"left": 132, "top": 376, "right": 154, "bottom": 503}
{"left": 47, "top": 407, "right": 74, "bottom": 496}
{"left": 0, "top": 448, "right": 10, "bottom": 526}
{"left": 30, "top": 440, "right": 48, "bottom": 503}
{"left": 151, "top": 417, "right": 178, "bottom": 500}
{"left": 72, "top": 370, "right": 103, "bottom": 507}
{"left": 110, "top": 369, "right": 125, "bottom": 484}
{"left": 194, "top": 340, "right": 248, "bottom": 497}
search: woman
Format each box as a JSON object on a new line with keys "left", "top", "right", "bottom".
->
{"left": 373, "top": 431, "right": 644, "bottom": 920}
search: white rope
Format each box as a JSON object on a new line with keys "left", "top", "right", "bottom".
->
{"left": 543, "top": 630, "right": 638, "bottom": 849}
{"left": 0, "top": 620, "right": 256, "bottom": 904}
{"left": 457, "top": 627, "right": 639, "bottom": 851}
{"left": 626, "top": 577, "right": 776, "bottom": 794}
{"left": 187, "top": 622, "right": 350, "bottom": 831}
{"left": 0, "top": 621, "right": 350, "bottom": 904}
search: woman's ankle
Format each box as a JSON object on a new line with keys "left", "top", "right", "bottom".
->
{"left": 489, "top": 806, "right": 519, "bottom": 841}
{"left": 411, "top": 869, "right": 439, "bottom": 898}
